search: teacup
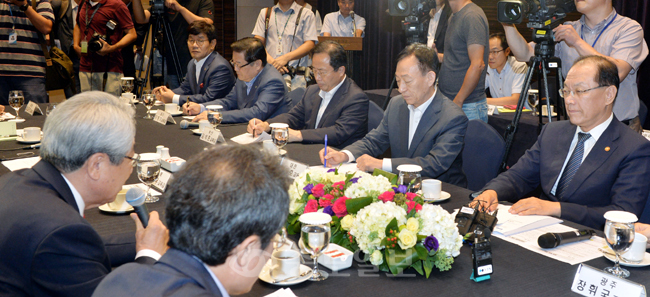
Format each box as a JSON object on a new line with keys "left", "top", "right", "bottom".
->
{"left": 622, "top": 233, "right": 647, "bottom": 263}
{"left": 121, "top": 92, "right": 136, "bottom": 104}
{"left": 198, "top": 120, "right": 211, "bottom": 133}
{"left": 23, "top": 127, "right": 41, "bottom": 142}
{"left": 108, "top": 188, "right": 128, "bottom": 210}
{"left": 269, "top": 249, "right": 300, "bottom": 280}
{"left": 165, "top": 103, "right": 180, "bottom": 113}
{"left": 422, "top": 179, "right": 441, "bottom": 199}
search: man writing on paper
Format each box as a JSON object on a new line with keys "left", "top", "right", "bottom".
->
{"left": 183, "top": 37, "right": 289, "bottom": 124}
{"left": 247, "top": 40, "right": 369, "bottom": 148}
{"left": 93, "top": 145, "right": 290, "bottom": 296}
{"left": 321, "top": 43, "right": 468, "bottom": 187}
{"left": 0, "top": 92, "right": 168, "bottom": 296}
{"left": 153, "top": 21, "right": 235, "bottom": 107}
{"left": 472, "top": 56, "right": 650, "bottom": 229}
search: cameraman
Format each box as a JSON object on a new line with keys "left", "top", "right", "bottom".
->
{"left": 131, "top": 0, "right": 214, "bottom": 89}
{"left": 502, "top": 0, "right": 648, "bottom": 132}
{"left": 74, "top": 0, "right": 136, "bottom": 96}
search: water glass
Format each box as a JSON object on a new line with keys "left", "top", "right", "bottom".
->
{"left": 270, "top": 123, "right": 289, "bottom": 151}
{"left": 136, "top": 153, "right": 161, "bottom": 203}
{"left": 603, "top": 211, "right": 637, "bottom": 278}
{"left": 142, "top": 90, "right": 155, "bottom": 119}
{"left": 301, "top": 224, "right": 330, "bottom": 281}
{"left": 397, "top": 164, "right": 423, "bottom": 193}
{"left": 8, "top": 90, "right": 24, "bottom": 121}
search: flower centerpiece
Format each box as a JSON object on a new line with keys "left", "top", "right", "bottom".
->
{"left": 286, "top": 167, "right": 463, "bottom": 277}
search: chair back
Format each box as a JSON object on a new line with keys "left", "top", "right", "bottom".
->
{"left": 368, "top": 101, "right": 384, "bottom": 131}
{"left": 639, "top": 191, "right": 650, "bottom": 224}
{"left": 462, "top": 120, "right": 506, "bottom": 191}
{"left": 287, "top": 87, "right": 306, "bottom": 109}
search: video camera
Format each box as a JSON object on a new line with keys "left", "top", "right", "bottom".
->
{"left": 88, "top": 20, "right": 117, "bottom": 52}
{"left": 150, "top": 0, "right": 165, "bottom": 15}
{"left": 388, "top": 0, "right": 437, "bottom": 44}
{"left": 497, "top": 0, "right": 576, "bottom": 29}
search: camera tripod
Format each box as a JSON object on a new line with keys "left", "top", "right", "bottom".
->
{"left": 136, "top": 10, "right": 183, "bottom": 96}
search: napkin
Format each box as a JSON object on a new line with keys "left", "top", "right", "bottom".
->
{"left": 264, "top": 288, "right": 297, "bottom": 297}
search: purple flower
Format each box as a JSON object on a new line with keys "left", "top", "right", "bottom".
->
{"left": 350, "top": 177, "right": 360, "bottom": 183}
{"left": 303, "top": 184, "right": 314, "bottom": 194}
{"left": 327, "top": 168, "right": 336, "bottom": 173}
{"left": 396, "top": 185, "right": 408, "bottom": 194}
{"left": 424, "top": 236, "right": 439, "bottom": 252}
{"left": 323, "top": 206, "right": 335, "bottom": 216}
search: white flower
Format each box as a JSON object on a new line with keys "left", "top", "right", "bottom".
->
{"left": 417, "top": 204, "right": 462, "bottom": 257}
{"left": 397, "top": 229, "right": 417, "bottom": 249}
{"left": 344, "top": 173, "right": 392, "bottom": 198}
{"left": 340, "top": 215, "right": 354, "bottom": 230}
{"left": 349, "top": 201, "right": 407, "bottom": 253}
{"left": 370, "top": 250, "right": 383, "bottom": 266}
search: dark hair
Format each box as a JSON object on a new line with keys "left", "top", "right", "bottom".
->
{"left": 573, "top": 55, "right": 620, "bottom": 98}
{"left": 164, "top": 145, "right": 290, "bottom": 266}
{"left": 311, "top": 40, "right": 347, "bottom": 71}
{"left": 396, "top": 43, "right": 440, "bottom": 76}
{"left": 489, "top": 32, "right": 509, "bottom": 53}
{"left": 231, "top": 37, "right": 267, "bottom": 66}
{"left": 187, "top": 20, "right": 217, "bottom": 42}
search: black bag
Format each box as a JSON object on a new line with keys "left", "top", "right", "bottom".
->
{"left": 33, "top": 0, "right": 75, "bottom": 92}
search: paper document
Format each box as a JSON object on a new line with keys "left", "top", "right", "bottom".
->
{"left": 2, "top": 156, "right": 40, "bottom": 171}
{"left": 1, "top": 113, "right": 16, "bottom": 120}
{"left": 264, "top": 288, "right": 297, "bottom": 297}
{"left": 309, "top": 163, "right": 360, "bottom": 174}
{"left": 495, "top": 224, "right": 606, "bottom": 265}
{"left": 231, "top": 132, "right": 271, "bottom": 144}
{"left": 494, "top": 204, "right": 563, "bottom": 236}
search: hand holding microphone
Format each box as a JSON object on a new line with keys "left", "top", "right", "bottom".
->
{"left": 126, "top": 187, "right": 169, "bottom": 255}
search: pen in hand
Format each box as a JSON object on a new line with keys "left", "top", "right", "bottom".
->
{"left": 252, "top": 119, "right": 257, "bottom": 138}
{"left": 324, "top": 134, "right": 328, "bottom": 168}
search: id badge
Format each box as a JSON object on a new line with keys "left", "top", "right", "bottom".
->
{"left": 80, "top": 40, "right": 88, "bottom": 54}
{"left": 8, "top": 31, "right": 17, "bottom": 45}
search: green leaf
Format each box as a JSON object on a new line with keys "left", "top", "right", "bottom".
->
{"left": 414, "top": 244, "right": 428, "bottom": 261}
{"left": 385, "top": 247, "right": 420, "bottom": 275}
{"left": 306, "top": 173, "right": 311, "bottom": 182}
{"left": 372, "top": 168, "right": 397, "bottom": 183}
{"left": 345, "top": 197, "right": 373, "bottom": 214}
{"left": 413, "top": 260, "right": 424, "bottom": 275}
{"left": 423, "top": 257, "right": 434, "bottom": 278}
{"left": 385, "top": 218, "right": 399, "bottom": 235}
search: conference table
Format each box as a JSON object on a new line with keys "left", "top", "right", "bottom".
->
{"left": 3, "top": 104, "right": 649, "bottom": 297}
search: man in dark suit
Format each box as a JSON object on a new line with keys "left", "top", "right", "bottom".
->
{"left": 426, "top": 0, "right": 451, "bottom": 55}
{"left": 92, "top": 145, "right": 290, "bottom": 297}
{"left": 322, "top": 44, "right": 468, "bottom": 187}
{"left": 154, "top": 21, "right": 235, "bottom": 107}
{"left": 183, "top": 37, "right": 289, "bottom": 124}
{"left": 0, "top": 92, "right": 168, "bottom": 296}
{"left": 472, "top": 56, "right": 650, "bottom": 229}
{"left": 247, "top": 40, "right": 369, "bottom": 148}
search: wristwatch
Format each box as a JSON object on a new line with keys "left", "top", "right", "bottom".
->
{"left": 19, "top": 1, "right": 29, "bottom": 11}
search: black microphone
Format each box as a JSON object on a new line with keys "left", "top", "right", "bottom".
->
{"left": 350, "top": 11, "right": 357, "bottom": 34}
{"left": 126, "top": 187, "right": 149, "bottom": 228}
{"left": 538, "top": 229, "right": 595, "bottom": 249}
{"left": 179, "top": 120, "right": 199, "bottom": 129}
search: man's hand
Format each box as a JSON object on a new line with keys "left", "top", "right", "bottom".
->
{"left": 184, "top": 101, "right": 202, "bottom": 116}
{"left": 271, "top": 55, "right": 290, "bottom": 74}
{"left": 552, "top": 24, "right": 581, "bottom": 48}
{"left": 247, "top": 118, "right": 270, "bottom": 137}
{"left": 287, "top": 128, "right": 302, "bottom": 142}
{"left": 471, "top": 189, "right": 499, "bottom": 212}
{"left": 95, "top": 39, "right": 114, "bottom": 56}
{"left": 509, "top": 197, "right": 561, "bottom": 217}
{"left": 634, "top": 223, "right": 650, "bottom": 249}
{"left": 131, "top": 211, "right": 169, "bottom": 256}
{"left": 164, "top": 0, "right": 182, "bottom": 11}
{"left": 192, "top": 111, "right": 208, "bottom": 122}
{"left": 153, "top": 86, "right": 175, "bottom": 103}
{"left": 320, "top": 147, "right": 349, "bottom": 167}
{"left": 356, "top": 154, "right": 382, "bottom": 172}
{"left": 73, "top": 44, "right": 83, "bottom": 57}
{"left": 0, "top": 105, "right": 5, "bottom": 115}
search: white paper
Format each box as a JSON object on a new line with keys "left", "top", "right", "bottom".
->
{"left": 493, "top": 204, "right": 563, "bottom": 236}
{"left": 2, "top": 156, "right": 40, "bottom": 171}
{"left": 1, "top": 112, "right": 16, "bottom": 120}
{"left": 308, "top": 163, "right": 360, "bottom": 174}
{"left": 494, "top": 224, "right": 606, "bottom": 265}
{"left": 264, "top": 288, "right": 297, "bottom": 297}
{"left": 231, "top": 132, "right": 271, "bottom": 144}
{"left": 642, "top": 130, "right": 650, "bottom": 141}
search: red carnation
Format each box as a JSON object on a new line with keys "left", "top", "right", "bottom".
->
{"left": 311, "top": 184, "right": 325, "bottom": 198}
{"left": 304, "top": 199, "right": 318, "bottom": 213}
{"left": 406, "top": 192, "right": 417, "bottom": 201}
{"left": 406, "top": 201, "right": 422, "bottom": 213}
{"left": 378, "top": 191, "right": 395, "bottom": 203}
{"left": 332, "top": 196, "right": 349, "bottom": 218}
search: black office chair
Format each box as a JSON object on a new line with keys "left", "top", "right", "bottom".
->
{"left": 287, "top": 87, "right": 306, "bottom": 109}
{"left": 462, "top": 120, "right": 506, "bottom": 191}
{"left": 368, "top": 101, "right": 384, "bottom": 131}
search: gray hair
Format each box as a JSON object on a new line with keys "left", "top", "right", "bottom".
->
{"left": 40, "top": 91, "right": 136, "bottom": 173}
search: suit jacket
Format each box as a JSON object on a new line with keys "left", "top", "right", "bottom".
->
{"left": 92, "top": 249, "right": 224, "bottom": 297}
{"left": 268, "top": 77, "right": 369, "bottom": 148}
{"left": 485, "top": 118, "right": 650, "bottom": 229}
{"left": 201, "top": 63, "right": 289, "bottom": 124}
{"left": 345, "top": 92, "right": 468, "bottom": 187}
{"left": 0, "top": 160, "right": 152, "bottom": 297}
{"left": 172, "top": 52, "right": 236, "bottom": 106}
{"left": 433, "top": 4, "right": 451, "bottom": 54}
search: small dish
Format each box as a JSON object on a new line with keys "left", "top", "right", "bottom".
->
{"left": 603, "top": 250, "right": 650, "bottom": 267}
{"left": 258, "top": 260, "right": 312, "bottom": 286}
{"left": 16, "top": 137, "right": 40, "bottom": 144}
{"left": 98, "top": 203, "right": 134, "bottom": 214}
{"left": 192, "top": 129, "right": 202, "bottom": 135}
{"left": 423, "top": 191, "right": 451, "bottom": 202}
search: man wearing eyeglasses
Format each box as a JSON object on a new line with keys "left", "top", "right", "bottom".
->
{"left": 472, "top": 56, "right": 650, "bottom": 229}
{"left": 247, "top": 40, "right": 369, "bottom": 148}
{"left": 153, "top": 20, "right": 235, "bottom": 107}
{"left": 182, "top": 37, "right": 289, "bottom": 124}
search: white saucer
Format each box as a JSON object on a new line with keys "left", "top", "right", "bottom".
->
{"left": 423, "top": 191, "right": 451, "bottom": 203}
{"left": 183, "top": 116, "right": 196, "bottom": 120}
{"left": 154, "top": 100, "right": 164, "bottom": 106}
{"left": 604, "top": 251, "right": 650, "bottom": 267}
{"left": 98, "top": 202, "right": 134, "bottom": 214}
{"left": 9, "top": 118, "right": 25, "bottom": 123}
{"left": 149, "top": 110, "right": 183, "bottom": 116}
{"left": 16, "top": 137, "right": 41, "bottom": 144}
{"left": 192, "top": 129, "right": 202, "bottom": 135}
{"left": 258, "top": 260, "right": 312, "bottom": 286}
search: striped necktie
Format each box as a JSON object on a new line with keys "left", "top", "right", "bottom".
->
{"left": 556, "top": 132, "right": 591, "bottom": 199}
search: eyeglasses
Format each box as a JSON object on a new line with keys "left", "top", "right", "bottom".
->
{"left": 489, "top": 49, "right": 505, "bottom": 55}
{"left": 559, "top": 85, "right": 607, "bottom": 98}
{"left": 124, "top": 153, "right": 139, "bottom": 167}
{"left": 309, "top": 66, "right": 331, "bottom": 78}
{"left": 230, "top": 60, "right": 252, "bottom": 69}
{"left": 187, "top": 39, "right": 208, "bottom": 46}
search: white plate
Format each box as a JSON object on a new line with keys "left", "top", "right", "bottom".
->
{"left": 149, "top": 110, "right": 183, "bottom": 116}
{"left": 192, "top": 129, "right": 202, "bottom": 135}
{"left": 424, "top": 191, "right": 451, "bottom": 203}
{"left": 16, "top": 137, "right": 41, "bottom": 144}
{"left": 604, "top": 251, "right": 650, "bottom": 267}
{"left": 98, "top": 203, "right": 134, "bottom": 214}
{"left": 258, "top": 260, "right": 312, "bottom": 286}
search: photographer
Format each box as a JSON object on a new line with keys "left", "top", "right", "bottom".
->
{"left": 74, "top": 0, "right": 136, "bottom": 96}
{"left": 131, "top": 0, "right": 214, "bottom": 89}
{"left": 501, "top": 0, "right": 648, "bottom": 132}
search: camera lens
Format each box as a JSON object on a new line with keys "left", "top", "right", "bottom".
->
{"left": 504, "top": 3, "right": 522, "bottom": 21}
{"left": 397, "top": 0, "right": 408, "bottom": 12}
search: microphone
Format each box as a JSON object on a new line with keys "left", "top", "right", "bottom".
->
{"left": 538, "top": 229, "right": 595, "bottom": 249}
{"left": 179, "top": 120, "right": 199, "bottom": 129}
{"left": 350, "top": 11, "right": 357, "bottom": 35}
{"left": 126, "top": 187, "right": 149, "bottom": 228}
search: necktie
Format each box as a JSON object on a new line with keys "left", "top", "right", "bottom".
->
{"left": 556, "top": 132, "right": 591, "bottom": 199}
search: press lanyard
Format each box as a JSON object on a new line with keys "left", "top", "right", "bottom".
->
{"left": 580, "top": 13, "right": 617, "bottom": 48}
{"left": 274, "top": 8, "right": 294, "bottom": 54}
{"left": 83, "top": 1, "right": 102, "bottom": 35}
{"left": 7, "top": 4, "right": 18, "bottom": 44}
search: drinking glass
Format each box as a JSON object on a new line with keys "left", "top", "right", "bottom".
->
{"left": 142, "top": 91, "right": 155, "bottom": 119}
{"left": 46, "top": 103, "right": 57, "bottom": 116}
{"left": 603, "top": 211, "right": 637, "bottom": 278}
{"left": 527, "top": 89, "right": 539, "bottom": 116}
{"left": 301, "top": 224, "right": 330, "bottom": 281}
{"left": 397, "top": 164, "right": 423, "bottom": 193}
{"left": 207, "top": 110, "right": 222, "bottom": 129}
{"left": 136, "top": 153, "right": 161, "bottom": 203}
{"left": 8, "top": 90, "right": 25, "bottom": 121}
{"left": 121, "top": 77, "right": 134, "bottom": 94}
{"left": 270, "top": 123, "right": 289, "bottom": 153}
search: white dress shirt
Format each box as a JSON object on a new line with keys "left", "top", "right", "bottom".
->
{"left": 314, "top": 76, "right": 346, "bottom": 128}
{"left": 200, "top": 260, "right": 230, "bottom": 297}
{"left": 426, "top": 5, "right": 444, "bottom": 48}
{"left": 173, "top": 53, "right": 212, "bottom": 105}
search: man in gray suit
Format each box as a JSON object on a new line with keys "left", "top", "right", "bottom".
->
{"left": 92, "top": 145, "right": 290, "bottom": 297}
{"left": 323, "top": 44, "right": 468, "bottom": 187}
{"left": 183, "top": 37, "right": 289, "bottom": 124}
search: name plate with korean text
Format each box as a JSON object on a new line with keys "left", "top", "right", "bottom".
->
{"left": 571, "top": 264, "right": 645, "bottom": 297}
{"left": 281, "top": 158, "right": 309, "bottom": 179}
{"left": 200, "top": 127, "right": 226, "bottom": 145}
{"left": 487, "top": 105, "right": 498, "bottom": 116}
{"left": 25, "top": 101, "right": 43, "bottom": 116}
{"left": 152, "top": 170, "right": 172, "bottom": 192}
{"left": 154, "top": 110, "right": 176, "bottom": 125}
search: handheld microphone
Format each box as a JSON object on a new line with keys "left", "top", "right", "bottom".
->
{"left": 179, "top": 120, "right": 199, "bottom": 129}
{"left": 538, "top": 229, "right": 595, "bottom": 249}
{"left": 125, "top": 187, "right": 149, "bottom": 228}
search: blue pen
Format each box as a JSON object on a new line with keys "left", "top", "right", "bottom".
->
{"left": 324, "top": 135, "right": 328, "bottom": 167}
